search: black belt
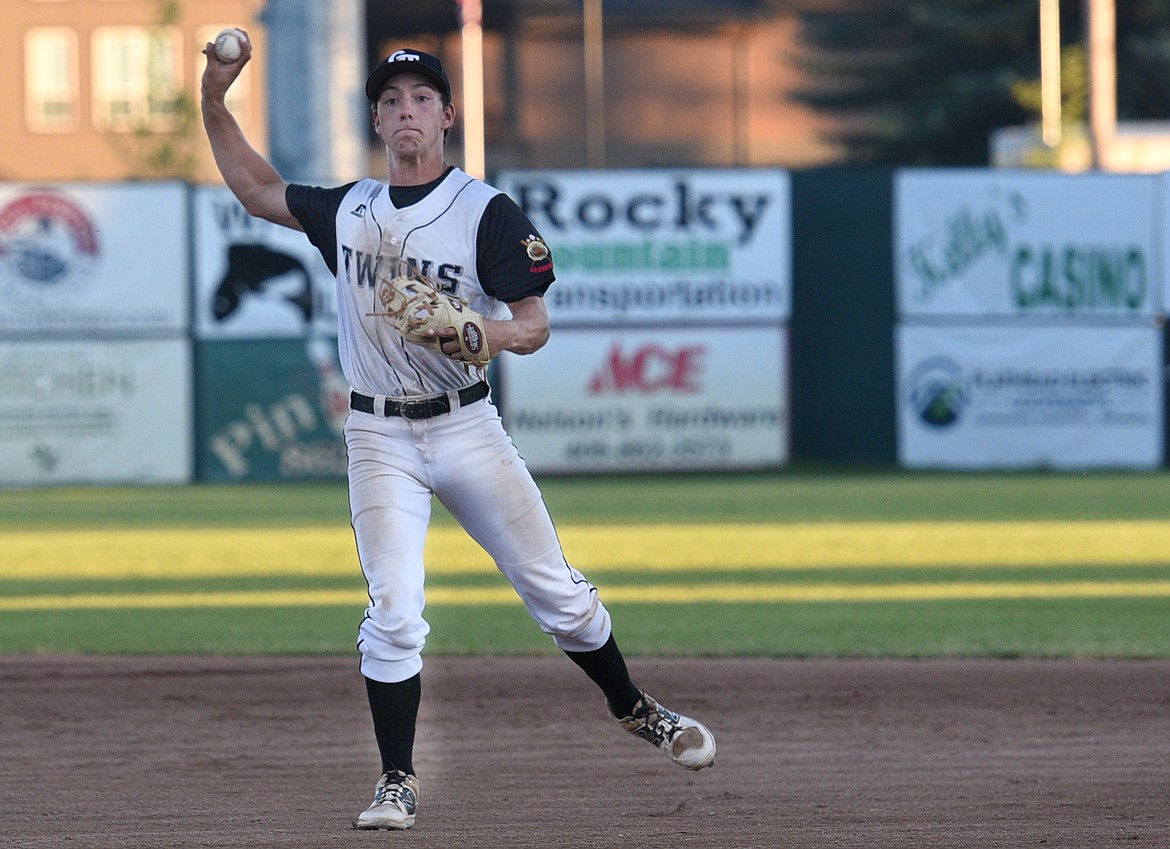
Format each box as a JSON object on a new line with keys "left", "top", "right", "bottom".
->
{"left": 349, "top": 381, "right": 489, "bottom": 420}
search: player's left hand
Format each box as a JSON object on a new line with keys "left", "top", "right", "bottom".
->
{"left": 425, "top": 327, "right": 461, "bottom": 359}
{"left": 371, "top": 272, "right": 492, "bottom": 366}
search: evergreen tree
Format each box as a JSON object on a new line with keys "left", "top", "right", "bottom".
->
{"left": 793, "top": 0, "right": 1170, "bottom": 165}
{"left": 1117, "top": 0, "right": 1170, "bottom": 120}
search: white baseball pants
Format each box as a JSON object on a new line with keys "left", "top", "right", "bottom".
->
{"left": 345, "top": 396, "right": 613, "bottom": 683}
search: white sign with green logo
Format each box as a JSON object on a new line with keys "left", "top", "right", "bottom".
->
{"left": 896, "top": 324, "right": 1162, "bottom": 470}
{"left": 496, "top": 169, "right": 791, "bottom": 325}
{"left": 895, "top": 170, "right": 1158, "bottom": 318}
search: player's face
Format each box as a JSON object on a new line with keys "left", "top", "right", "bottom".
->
{"left": 373, "top": 72, "right": 453, "bottom": 158}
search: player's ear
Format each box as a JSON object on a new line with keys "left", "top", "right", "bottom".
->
{"left": 442, "top": 102, "right": 456, "bottom": 130}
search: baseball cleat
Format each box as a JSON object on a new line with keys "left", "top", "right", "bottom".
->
{"left": 613, "top": 692, "right": 716, "bottom": 770}
{"left": 353, "top": 769, "right": 419, "bottom": 830}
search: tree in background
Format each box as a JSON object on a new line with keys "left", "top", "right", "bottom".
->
{"left": 1011, "top": 43, "right": 1086, "bottom": 130}
{"left": 1118, "top": 0, "right": 1170, "bottom": 119}
{"left": 114, "top": 0, "right": 200, "bottom": 180}
{"left": 793, "top": 0, "right": 1170, "bottom": 165}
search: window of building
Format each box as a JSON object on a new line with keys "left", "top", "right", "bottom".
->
{"left": 25, "top": 28, "right": 80, "bottom": 132}
{"left": 92, "top": 26, "right": 184, "bottom": 132}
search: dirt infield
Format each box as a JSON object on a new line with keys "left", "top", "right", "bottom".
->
{"left": 2, "top": 655, "right": 1167, "bottom": 849}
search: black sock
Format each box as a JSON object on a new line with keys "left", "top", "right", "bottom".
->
{"left": 564, "top": 633, "right": 643, "bottom": 717}
{"left": 365, "top": 673, "right": 421, "bottom": 776}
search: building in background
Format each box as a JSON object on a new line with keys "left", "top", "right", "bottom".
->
{"left": 7, "top": 0, "right": 1167, "bottom": 185}
{"left": 365, "top": 0, "right": 841, "bottom": 175}
{"left": 0, "top": 0, "right": 268, "bottom": 183}
{"left": 1, "top": 0, "right": 843, "bottom": 185}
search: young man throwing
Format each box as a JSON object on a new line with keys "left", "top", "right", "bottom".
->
{"left": 200, "top": 40, "right": 715, "bottom": 830}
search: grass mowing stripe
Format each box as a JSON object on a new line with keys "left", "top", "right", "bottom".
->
{"left": 5, "top": 580, "right": 1170, "bottom": 610}
{"left": 5, "top": 520, "right": 1170, "bottom": 580}
{"left": 5, "top": 598, "right": 1168, "bottom": 657}
{"left": 4, "top": 478, "right": 1168, "bottom": 658}
{"left": 7, "top": 564, "right": 1166, "bottom": 597}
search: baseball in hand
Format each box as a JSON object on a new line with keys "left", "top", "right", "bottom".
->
{"left": 213, "top": 29, "right": 247, "bottom": 64}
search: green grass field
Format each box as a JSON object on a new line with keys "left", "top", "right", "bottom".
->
{"left": 2, "top": 470, "right": 1169, "bottom": 658}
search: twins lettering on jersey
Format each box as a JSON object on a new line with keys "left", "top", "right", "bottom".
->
{"left": 341, "top": 247, "right": 463, "bottom": 294}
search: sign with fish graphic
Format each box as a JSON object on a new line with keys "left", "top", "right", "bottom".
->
{"left": 192, "top": 187, "right": 337, "bottom": 339}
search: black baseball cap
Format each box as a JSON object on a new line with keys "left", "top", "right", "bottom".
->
{"left": 365, "top": 49, "right": 451, "bottom": 102}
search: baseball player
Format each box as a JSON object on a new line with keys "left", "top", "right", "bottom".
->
{"left": 200, "top": 40, "right": 715, "bottom": 830}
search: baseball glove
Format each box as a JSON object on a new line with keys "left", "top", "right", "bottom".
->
{"left": 371, "top": 270, "right": 491, "bottom": 366}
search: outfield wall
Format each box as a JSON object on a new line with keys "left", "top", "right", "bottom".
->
{"left": 0, "top": 184, "right": 193, "bottom": 486}
{"left": 493, "top": 169, "right": 791, "bottom": 473}
{"left": 892, "top": 171, "right": 1163, "bottom": 470}
{"left": 0, "top": 169, "right": 1163, "bottom": 485}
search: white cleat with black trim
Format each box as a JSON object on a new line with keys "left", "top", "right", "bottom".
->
{"left": 354, "top": 769, "right": 419, "bottom": 830}
{"left": 613, "top": 692, "right": 716, "bottom": 770}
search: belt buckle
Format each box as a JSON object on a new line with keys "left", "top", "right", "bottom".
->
{"left": 399, "top": 399, "right": 431, "bottom": 420}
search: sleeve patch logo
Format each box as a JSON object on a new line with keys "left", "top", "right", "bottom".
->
{"left": 523, "top": 235, "right": 553, "bottom": 273}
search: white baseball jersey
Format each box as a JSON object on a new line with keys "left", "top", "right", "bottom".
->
{"left": 284, "top": 167, "right": 610, "bottom": 686}
{"left": 287, "top": 167, "right": 554, "bottom": 398}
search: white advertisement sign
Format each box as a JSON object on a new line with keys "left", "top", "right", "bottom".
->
{"left": 897, "top": 324, "right": 1162, "bottom": 470}
{"left": 895, "top": 170, "right": 1158, "bottom": 318}
{"left": 192, "top": 187, "right": 337, "bottom": 338}
{"left": 496, "top": 169, "right": 791, "bottom": 325}
{"left": 0, "top": 183, "right": 189, "bottom": 332}
{"left": 500, "top": 326, "right": 788, "bottom": 473}
{"left": 0, "top": 339, "right": 193, "bottom": 485}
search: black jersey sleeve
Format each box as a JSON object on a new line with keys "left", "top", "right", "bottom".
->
{"left": 475, "top": 193, "right": 556, "bottom": 303}
{"left": 285, "top": 182, "right": 356, "bottom": 275}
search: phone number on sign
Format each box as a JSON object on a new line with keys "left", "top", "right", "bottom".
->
{"left": 564, "top": 437, "right": 732, "bottom": 464}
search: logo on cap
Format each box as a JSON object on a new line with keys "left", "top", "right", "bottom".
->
{"left": 366, "top": 49, "right": 450, "bottom": 101}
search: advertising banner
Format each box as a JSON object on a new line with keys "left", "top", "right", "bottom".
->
{"left": 195, "top": 336, "right": 349, "bottom": 481}
{"left": 500, "top": 326, "right": 788, "bottom": 473}
{"left": 897, "top": 324, "right": 1162, "bottom": 469}
{"left": 895, "top": 170, "right": 1159, "bottom": 318}
{"left": 495, "top": 169, "right": 791, "bottom": 325}
{"left": 0, "top": 339, "right": 193, "bottom": 485}
{"left": 192, "top": 187, "right": 337, "bottom": 339}
{"left": 0, "top": 183, "right": 188, "bottom": 333}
